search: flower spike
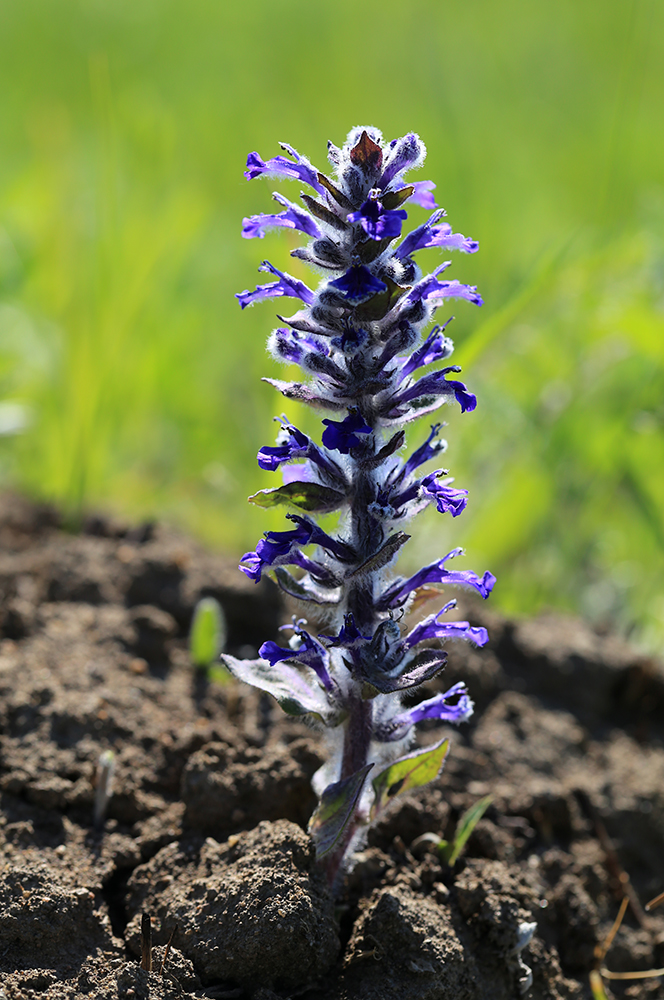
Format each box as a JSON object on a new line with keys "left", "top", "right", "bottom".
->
{"left": 227, "top": 127, "right": 494, "bottom": 891}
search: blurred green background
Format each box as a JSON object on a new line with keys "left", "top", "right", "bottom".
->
{"left": 0, "top": 0, "right": 663, "bottom": 644}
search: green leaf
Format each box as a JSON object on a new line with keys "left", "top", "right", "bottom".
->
{"left": 348, "top": 531, "right": 410, "bottom": 578}
{"left": 371, "top": 738, "right": 449, "bottom": 820}
{"left": 221, "top": 653, "right": 336, "bottom": 722}
{"left": 440, "top": 795, "right": 493, "bottom": 865}
{"left": 353, "top": 275, "right": 409, "bottom": 322}
{"left": 189, "top": 596, "right": 226, "bottom": 668}
{"left": 308, "top": 764, "right": 373, "bottom": 860}
{"left": 301, "top": 193, "right": 349, "bottom": 232}
{"left": 248, "top": 481, "right": 345, "bottom": 513}
{"left": 381, "top": 186, "right": 413, "bottom": 210}
{"left": 316, "top": 172, "right": 353, "bottom": 211}
{"left": 274, "top": 566, "right": 341, "bottom": 605}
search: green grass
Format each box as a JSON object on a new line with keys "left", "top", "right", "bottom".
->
{"left": 0, "top": 0, "right": 663, "bottom": 642}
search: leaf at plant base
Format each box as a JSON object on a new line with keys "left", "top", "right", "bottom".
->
{"left": 189, "top": 596, "right": 227, "bottom": 668}
{"left": 221, "top": 653, "right": 334, "bottom": 722}
{"left": 248, "top": 481, "right": 345, "bottom": 513}
{"left": 441, "top": 794, "right": 493, "bottom": 865}
{"left": 371, "top": 738, "right": 449, "bottom": 820}
{"left": 309, "top": 764, "right": 373, "bottom": 860}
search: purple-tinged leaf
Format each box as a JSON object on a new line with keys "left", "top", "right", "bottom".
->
{"left": 366, "top": 430, "right": 406, "bottom": 469}
{"left": 380, "top": 185, "right": 414, "bottom": 210}
{"left": 370, "top": 737, "right": 449, "bottom": 820}
{"left": 309, "top": 764, "right": 374, "bottom": 859}
{"left": 349, "top": 131, "right": 383, "bottom": 172}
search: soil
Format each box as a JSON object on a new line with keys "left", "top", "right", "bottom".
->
{"left": 0, "top": 492, "right": 663, "bottom": 1000}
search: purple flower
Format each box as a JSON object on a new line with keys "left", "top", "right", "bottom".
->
{"left": 268, "top": 327, "right": 329, "bottom": 366}
{"left": 347, "top": 198, "right": 408, "bottom": 241}
{"left": 281, "top": 462, "right": 314, "bottom": 484}
{"left": 406, "top": 180, "right": 438, "bottom": 209}
{"left": 396, "top": 209, "right": 479, "bottom": 259}
{"left": 260, "top": 629, "right": 334, "bottom": 691}
{"left": 242, "top": 194, "right": 322, "bottom": 240}
{"left": 399, "top": 682, "right": 475, "bottom": 724}
{"left": 240, "top": 520, "right": 315, "bottom": 582}
{"left": 420, "top": 473, "right": 468, "bottom": 516}
{"left": 321, "top": 411, "right": 372, "bottom": 454}
{"left": 244, "top": 144, "right": 325, "bottom": 195}
{"left": 405, "top": 263, "right": 483, "bottom": 308}
{"left": 240, "top": 514, "right": 353, "bottom": 583}
{"left": 287, "top": 514, "right": 355, "bottom": 562}
{"left": 235, "top": 128, "right": 494, "bottom": 880}
{"left": 320, "top": 613, "right": 371, "bottom": 650}
{"left": 258, "top": 417, "right": 342, "bottom": 479}
{"left": 401, "top": 424, "right": 447, "bottom": 478}
{"left": 379, "top": 547, "right": 496, "bottom": 609}
{"left": 379, "top": 133, "right": 426, "bottom": 188}
{"left": 236, "top": 261, "right": 315, "bottom": 309}
{"left": 328, "top": 265, "right": 387, "bottom": 303}
{"left": 373, "top": 681, "right": 474, "bottom": 741}
{"left": 331, "top": 326, "right": 370, "bottom": 354}
{"left": 398, "top": 321, "right": 455, "bottom": 383}
{"left": 402, "top": 604, "right": 489, "bottom": 649}
{"left": 258, "top": 421, "right": 310, "bottom": 470}
{"left": 388, "top": 367, "right": 477, "bottom": 415}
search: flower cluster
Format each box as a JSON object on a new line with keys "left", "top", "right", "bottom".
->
{"left": 223, "top": 127, "right": 494, "bottom": 887}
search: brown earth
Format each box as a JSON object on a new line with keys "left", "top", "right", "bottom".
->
{"left": 0, "top": 492, "right": 663, "bottom": 1000}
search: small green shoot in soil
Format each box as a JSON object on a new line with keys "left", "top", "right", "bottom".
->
{"left": 412, "top": 795, "right": 493, "bottom": 865}
{"left": 189, "top": 596, "right": 226, "bottom": 671}
{"left": 93, "top": 749, "right": 115, "bottom": 830}
{"left": 439, "top": 795, "right": 493, "bottom": 865}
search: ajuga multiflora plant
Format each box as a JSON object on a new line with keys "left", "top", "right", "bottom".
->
{"left": 222, "top": 127, "right": 495, "bottom": 890}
